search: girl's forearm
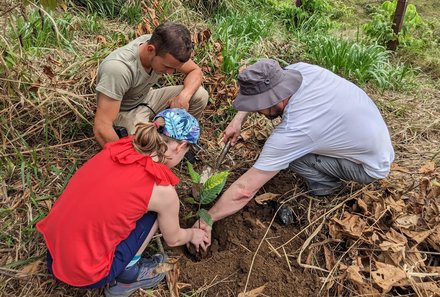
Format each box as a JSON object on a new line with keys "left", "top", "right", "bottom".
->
{"left": 164, "top": 228, "right": 192, "bottom": 247}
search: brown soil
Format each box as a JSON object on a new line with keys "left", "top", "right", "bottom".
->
{"left": 169, "top": 171, "right": 322, "bottom": 297}
{"left": 178, "top": 203, "right": 321, "bottom": 296}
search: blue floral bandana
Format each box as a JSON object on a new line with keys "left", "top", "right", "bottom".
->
{"left": 153, "top": 108, "right": 200, "bottom": 145}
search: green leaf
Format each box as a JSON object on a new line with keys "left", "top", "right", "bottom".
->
{"left": 186, "top": 161, "right": 201, "bottom": 184}
{"left": 184, "top": 197, "right": 198, "bottom": 205}
{"left": 199, "top": 171, "right": 229, "bottom": 204}
{"left": 183, "top": 211, "right": 195, "bottom": 220}
{"left": 197, "top": 208, "right": 213, "bottom": 227}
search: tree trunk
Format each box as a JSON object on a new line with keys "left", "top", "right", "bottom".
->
{"left": 387, "top": 0, "right": 408, "bottom": 51}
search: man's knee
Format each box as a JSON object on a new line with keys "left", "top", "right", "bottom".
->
{"left": 189, "top": 86, "right": 209, "bottom": 118}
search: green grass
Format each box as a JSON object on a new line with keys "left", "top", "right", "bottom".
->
{"left": 8, "top": 8, "right": 74, "bottom": 53}
{"left": 211, "top": 9, "right": 273, "bottom": 76}
{"left": 304, "top": 35, "right": 414, "bottom": 90}
{"left": 71, "top": 0, "right": 143, "bottom": 24}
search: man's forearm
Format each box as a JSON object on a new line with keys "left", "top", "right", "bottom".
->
{"left": 208, "top": 184, "right": 254, "bottom": 222}
{"left": 94, "top": 125, "right": 119, "bottom": 147}
{"left": 180, "top": 68, "right": 203, "bottom": 100}
{"left": 234, "top": 111, "right": 249, "bottom": 123}
{"left": 206, "top": 167, "right": 279, "bottom": 223}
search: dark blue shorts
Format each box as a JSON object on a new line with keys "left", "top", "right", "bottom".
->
{"left": 46, "top": 212, "right": 157, "bottom": 288}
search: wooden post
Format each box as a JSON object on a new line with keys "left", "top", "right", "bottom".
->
{"left": 387, "top": 0, "right": 408, "bottom": 51}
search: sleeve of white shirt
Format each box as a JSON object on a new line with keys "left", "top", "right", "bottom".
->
{"left": 253, "top": 128, "right": 315, "bottom": 171}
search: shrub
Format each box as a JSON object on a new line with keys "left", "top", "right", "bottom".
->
{"left": 363, "top": 0, "right": 433, "bottom": 49}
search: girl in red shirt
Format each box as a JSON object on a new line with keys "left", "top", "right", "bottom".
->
{"left": 37, "top": 108, "right": 209, "bottom": 297}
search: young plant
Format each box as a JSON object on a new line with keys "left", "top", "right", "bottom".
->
{"left": 185, "top": 161, "right": 229, "bottom": 227}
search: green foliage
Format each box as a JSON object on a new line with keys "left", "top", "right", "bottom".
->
{"left": 263, "top": 0, "right": 333, "bottom": 34}
{"left": 186, "top": 163, "right": 229, "bottom": 226}
{"left": 72, "top": 0, "right": 143, "bottom": 24}
{"left": 200, "top": 171, "right": 229, "bottom": 204}
{"left": 363, "top": 0, "right": 433, "bottom": 49}
{"left": 186, "top": 161, "right": 201, "bottom": 183}
{"left": 305, "top": 36, "right": 414, "bottom": 90}
{"left": 197, "top": 209, "right": 213, "bottom": 227}
{"left": 8, "top": 8, "right": 73, "bottom": 52}
{"left": 211, "top": 9, "right": 272, "bottom": 76}
{"left": 77, "top": 13, "right": 104, "bottom": 34}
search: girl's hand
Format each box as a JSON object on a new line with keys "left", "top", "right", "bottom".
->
{"left": 190, "top": 228, "right": 210, "bottom": 252}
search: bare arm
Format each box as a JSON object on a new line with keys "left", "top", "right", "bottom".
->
{"left": 149, "top": 184, "right": 208, "bottom": 249}
{"left": 223, "top": 111, "right": 249, "bottom": 145}
{"left": 93, "top": 93, "right": 121, "bottom": 147}
{"left": 209, "top": 167, "right": 279, "bottom": 222}
{"left": 191, "top": 167, "right": 279, "bottom": 247}
{"left": 169, "top": 60, "right": 203, "bottom": 109}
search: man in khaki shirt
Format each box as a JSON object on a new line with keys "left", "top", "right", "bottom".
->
{"left": 94, "top": 22, "right": 208, "bottom": 147}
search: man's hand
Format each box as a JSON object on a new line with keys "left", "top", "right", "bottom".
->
{"left": 168, "top": 95, "right": 190, "bottom": 110}
{"left": 223, "top": 111, "right": 248, "bottom": 145}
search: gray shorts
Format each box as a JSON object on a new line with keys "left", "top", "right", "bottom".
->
{"left": 289, "top": 154, "right": 376, "bottom": 196}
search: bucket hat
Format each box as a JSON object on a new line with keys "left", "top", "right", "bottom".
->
{"left": 153, "top": 108, "right": 200, "bottom": 146}
{"left": 233, "top": 59, "right": 303, "bottom": 112}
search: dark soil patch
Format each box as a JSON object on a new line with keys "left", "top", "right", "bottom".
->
{"left": 172, "top": 171, "right": 322, "bottom": 296}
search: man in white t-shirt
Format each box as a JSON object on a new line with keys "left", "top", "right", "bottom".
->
{"left": 193, "top": 59, "right": 394, "bottom": 245}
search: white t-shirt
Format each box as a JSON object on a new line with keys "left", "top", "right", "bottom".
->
{"left": 254, "top": 62, "right": 394, "bottom": 179}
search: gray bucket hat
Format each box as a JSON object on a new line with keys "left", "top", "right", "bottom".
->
{"left": 233, "top": 59, "right": 302, "bottom": 112}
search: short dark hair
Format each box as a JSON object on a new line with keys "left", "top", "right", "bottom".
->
{"left": 149, "top": 22, "right": 193, "bottom": 63}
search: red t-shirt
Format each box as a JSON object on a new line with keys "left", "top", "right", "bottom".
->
{"left": 36, "top": 137, "right": 179, "bottom": 286}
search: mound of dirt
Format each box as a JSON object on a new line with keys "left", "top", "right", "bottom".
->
{"left": 177, "top": 199, "right": 321, "bottom": 296}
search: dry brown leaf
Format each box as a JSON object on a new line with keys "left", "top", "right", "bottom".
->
{"left": 16, "top": 260, "right": 42, "bottom": 277}
{"left": 419, "top": 161, "right": 436, "bottom": 174}
{"left": 406, "top": 247, "right": 425, "bottom": 269}
{"left": 426, "top": 225, "right": 440, "bottom": 252}
{"left": 373, "top": 201, "right": 386, "bottom": 220}
{"left": 411, "top": 281, "right": 440, "bottom": 296}
{"left": 331, "top": 212, "right": 370, "bottom": 238}
{"left": 391, "top": 163, "right": 411, "bottom": 173}
{"left": 323, "top": 245, "right": 334, "bottom": 271}
{"left": 153, "top": 262, "right": 174, "bottom": 274}
{"left": 237, "top": 285, "right": 266, "bottom": 297}
{"left": 371, "top": 262, "right": 407, "bottom": 293}
{"left": 356, "top": 198, "right": 370, "bottom": 214}
{"left": 328, "top": 221, "right": 341, "bottom": 240}
{"left": 385, "top": 197, "right": 405, "bottom": 213}
{"left": 240, "top": 129, "right": 253, "bottom": 141}
{"left": 96, "top": 35, "right": 106, "bottom": 44}
{"left": 347, "top": 265, "right": 381, "bottom": 296}
{"left": 394, "top": 214, "right": 420, "bottom": 229}
{"left": 346, "top": 265, "right": 365, "bottom": 285}
{"left": 401, "top": 229, "right": 433, "bottom": 244}
{"left": 379, "top": 229, "right": 407, "bottom": 253}
{"left": 255, "top": 193, "right": 279, "bottom": 205}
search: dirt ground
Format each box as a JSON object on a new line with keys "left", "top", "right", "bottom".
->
{"left": 176, "top": 172, "right": 322, "bottom": 297}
